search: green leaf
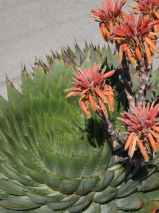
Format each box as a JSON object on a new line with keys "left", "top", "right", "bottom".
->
{"left": 24, "top": 166, "right": 46, "bottom": 184}
{"left": 117, "top": 180, "right": 139, "bottom": 198}
{"left": 148, "top": 69, "right": 159, "bottom": 87}
{"left": 109, "top": 167, "right": 131, "bottom": 187}
{"left": 83, "top": 148, "right": 102, "bottom": 177}
{"left": 0, "top": 196, "right": 41, "bottom": 210}
{"left": 115, "top": 193, "right": 142, "bottom": 210}
{"left": 75, "top": 176, "right": 99, "bottom": 194}
{"left": 100, "top": 201, "right": 117, "bottom": 213}
{"left": 131, "top": 76, "right": 139, "bottom": 92}
{"left": 94, "top": 143, "right": 112, "bottom": 174}
{"left": 92, "top": 170, "right": 114, "bottom": 191}
{"left": 137, "top": 173, "right": 159, "bottom": 191}
{"left": 46, "top": 194, "right": 80, "bottom": 211}
{"left": 58, "top": 178, "right": 81, "bottom": 195}
{"left": 106, "top": 45, "right": 113, "bottom": 66}
{"left": 136, "top": 193, "right": 158, "bottom": 213}
{"left": 0, "top": 206, "right": 36, "bottom": 213}
{"left": 25, "top": 192, "right": 60, "bottom": 204}
{"left": 74, "top": 45, "right": 84, "bottom": 64}
{"left": 146, "top": 189, "right": 159, "bottom": 200}
{"left": 0, "top": 189, "right": 10, "bottom": 199}
{"left": 146, "top": 90, "right": 155, "bottom": 102}
{"left": 0, "top": 179, "right": 25, "bottom": 195}
{"left": 68, "top": 192, "right": 94, "bottom": 212}
{"left": 83, "top": 202, "right": 100, "bottom": 213}
{"left": 90, "top": 49, "right": 102, "bottom": 65}
{"left": 93, "top": 187, "right": 117, "bottom": 203}
{"left": 34, "top": 205, "right": 55, "bottom": 212}
{"left": 67, "top": 155, "right": 89, "bottom": 178}
{"left": 81, "top": 54, "right": 92, "bottom": 69}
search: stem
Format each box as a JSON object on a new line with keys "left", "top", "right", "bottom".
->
{"left": 97, "top": 110, "right": 125, "bottom": 145}
{"left": 121, "top": 55, "right": 135, "bottom": 111}
{"left": 115, "top": 156, "right": 149, "bottom": 168}
{"left": 135, "top": 61, "right": 151, "bottom": 104}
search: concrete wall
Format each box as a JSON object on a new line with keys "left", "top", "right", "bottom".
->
{"left": 1, "top": 0, "right": 157, "bottom": 99}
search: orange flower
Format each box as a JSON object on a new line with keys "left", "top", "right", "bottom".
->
{"left": 145, "top": 44, "right": 152, "bottom": 63}
{"left": 137, "top": 139, "right": 149, "bottom": 161}
{"left": 91, "top": 0, "right": 126, "bottom": 22}
{"left": 113, "top": 14, "right": 159, "bottom": 65}
{"left": 64, "top": 63, "right": 115, "bottom": 117}
{"left": 134, "top": 46, "right": 142, "bottom": 61}
{"left": 100, "top": 23, "right": 111, "bottom": 40}
{"left": 118, "top": 103, "right": 159, "bottom": 161}
{"left": 91, "top": 0, "right": 126, "bottom": 41}
{"left": 131, "top": 0, "right": 159, "bottom": 34}
{"left": 132, "top": 0, "right": 159, "bottom": 17}
{"left": 153, "top": 10, "right": 159, "bottom": 20}
{"left": 91, "top": 0, "right": 159, "bottom": 65}
{"left": 118, "top": 44, "right": 123, "bottom": 63}
{"left": 79, "top": 100, "right": 91, "bottom": 118}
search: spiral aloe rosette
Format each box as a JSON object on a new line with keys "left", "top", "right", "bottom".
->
{"left": 0, "top": 44, "right": 159, "bottom": 212}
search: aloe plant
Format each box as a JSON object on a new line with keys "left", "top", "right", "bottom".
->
{"left": 0, "top": 43, "right": 158, "bottom": 213}
{"left": 1, "top": 0, "right": 159, "bottom": 212}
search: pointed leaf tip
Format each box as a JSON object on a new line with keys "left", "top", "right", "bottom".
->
{"left": 5, "top": 75, "right": 10, "bottom": 84}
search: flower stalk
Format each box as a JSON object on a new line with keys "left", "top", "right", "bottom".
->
{"left": 118, "top": 103, "right": 159, "bottom": 161}
{"left": 121, "top": 53, "right": 135, "bottom": 110}
{"left": 135, "top": 61, "right": 151, "bottom": 104}
{"left": 90, "top": 0, "right": 159, "bottom": 162}
{"left": 65, "top": 0, "right": 159, "bottom": 163}
{"left": 101, "top": 112, "right": 125, "bottom": 145}
{"left": 64, "top": 63, "right": 125, "bottom": 144}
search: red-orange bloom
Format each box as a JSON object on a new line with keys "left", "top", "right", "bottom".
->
{"left": 118, "top": 103, "right": 159, "bottom": 161}
{"left": 91, "top": 1, "right": 159, "bottom": 65}
{"left": 64, "top": 63, "right": 115, "bottom": 117}
{"left": 131, "top": 0, "right": 159, "bottom": 34}
{"left": 132, "top": 0, "right": 159, "bottom": 15}
{"left": 113, "top": 14, "right": 159, "bottom": 65}
{"left": 91, "top": 0, "right": 126, "bottom": 41}
{"left": 91, "top": 0, "right": 126, "bottom": 21}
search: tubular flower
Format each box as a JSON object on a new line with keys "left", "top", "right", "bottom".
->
{"left": 113, "top": 14, "right": 159, "bottom": 66}
{"left": 118, "top": 103, "right": 159, "bottom": 161}
{"left": 91, "top": 0, "right": 126, "bottom": 41}
{"left": 130, "top": 0, "right": 159, "bottom": 33}
{"left": 132, "top": 0, "right": 159, "bottom": 14}
{"left": 64, "top": 63, "right": 115, "bottom": 118}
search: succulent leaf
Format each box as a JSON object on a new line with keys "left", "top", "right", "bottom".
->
{"left": 0, "top": 44, "right": 159, "bottom": 212}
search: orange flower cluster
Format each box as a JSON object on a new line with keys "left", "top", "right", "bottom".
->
{"left": 64, "top": 63, "right": 115, "bottom": 118}
{"left": 118, "top": 103, "right": 159, "bottom": 161}
{"left": 131, "top": 0, "right": 159, "bottom": 34}
{"left": 91, "top": 0, "right": 126, "bottom": 41}
{"left": 114, "top": 13, "right": 159, "bottom": 66}
{"left": 91, "top": 0, "right": 159, "bottom": 66}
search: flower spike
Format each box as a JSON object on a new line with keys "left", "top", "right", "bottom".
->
{"left": 113, "top": 14, "right": 159, "bottom": 65}
{"left": 91, "top": 0, "right": 126, "bottom": 22}
{"left": 132, "top": 0, "right": 159, "bottom": 18}
{"left": 91, "top": 0, "right": 125, "bottom": 41}
{"left": 64, "top": 63, "right": 115, "bottom": 117}
{"left": 92, "top": 1, "right": 159, "bottom": 65}
{"left": 118, "top": 103, "right": 159, "bottom": 161}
